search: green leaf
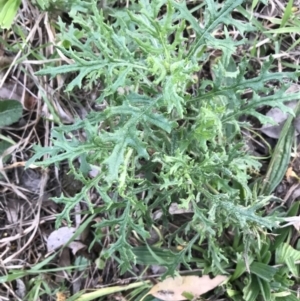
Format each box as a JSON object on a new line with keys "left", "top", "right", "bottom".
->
{"left": 260, "top": 100, "right": 300, "bottom": 195}
{"left": 276, "top": 243, "right": 300, "bottom": 272}
{"left": 285, "top": 256, "right": 299, "bottom": 277}
{"left": 280, "top": 0, "right": 294, "bottom": 28}
{"left": 257, "top": 278, "right": 271, "bottom": 301}
{"left": 199, "top": 58, "right": 300, "bottom": 130}
{"left": 101, "top": 95, "right": 175, "bottom": 182}
{"left": 132, "top": 246, "right": 179, "bottom": 266}
{"left": 266, "top": 27, "right": 300, "bottom": 34}
{"left": 74, "top": 282, "right": 149, "bottom": 301}
{"left": 163, "top": 76, "right": 184, "bottom": 117}
{"left": 275, "top": 293, "right": 299, "bottom": 301}
{"left": 0, "top": 140, "right": 12, "bottom": 163}
{"left": 271, "top": 202, "right": 300, "bottom": 251}
{"left": 102, "top": 127, "right": 149, "bottom": 183}
{"left": 250, "top": 261, "right": 277, "bottom": 281}
{"left": 0, "top": 100, "right": 22, "bottom": 127}
{"left": 171, "top": 0, "right": 252, "bottom": 59}
{"left": 243, "top": 275, "right": 260, "bottom": 301}
{"left": 0, "top": 0, "right": 21, "bottom": 29}
{"left": 230, "top": 253, "right": 247, "bottom": 281}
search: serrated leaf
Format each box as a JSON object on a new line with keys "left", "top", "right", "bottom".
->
{"left": 107, "top": 95, "right": 175, "bottom": 133}
{"left": 171, "top": 0, "right": 245, "bottom": 58}
{"left": 102, "top": 127, "right": 149, "bottom": 182}
{"left": 0, "top": 100, "right": 22, "bottom": 127}
{"left": 164, "top": 77, "right": 184, "bottom": 117}
{"left": 99, "top": 95, "right": 175, "bottom": 182}
{"left": 200, "top": 57, "right": 297, "bottom": 98}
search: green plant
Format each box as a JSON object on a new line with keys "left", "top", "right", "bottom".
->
{"left": 27, "top": 0, "right": 300, "bottom": 294}
{"left": 0, "top": 252, "right": 87, "bottom": 300}
{"left": 0, "top": 99, "right": 22, "bottom": 127}
{"left": 0, "top": 99, "right": 22, "bottom": 164}
{"left": 227, "top": 236, "right": 298, "bottom": 301}
{"left": 0, "top": 0, "right": 21, "bottom": 29}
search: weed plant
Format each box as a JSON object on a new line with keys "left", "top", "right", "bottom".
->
{"left": 26, "top": 0, "right": 300, "bottom": 299}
